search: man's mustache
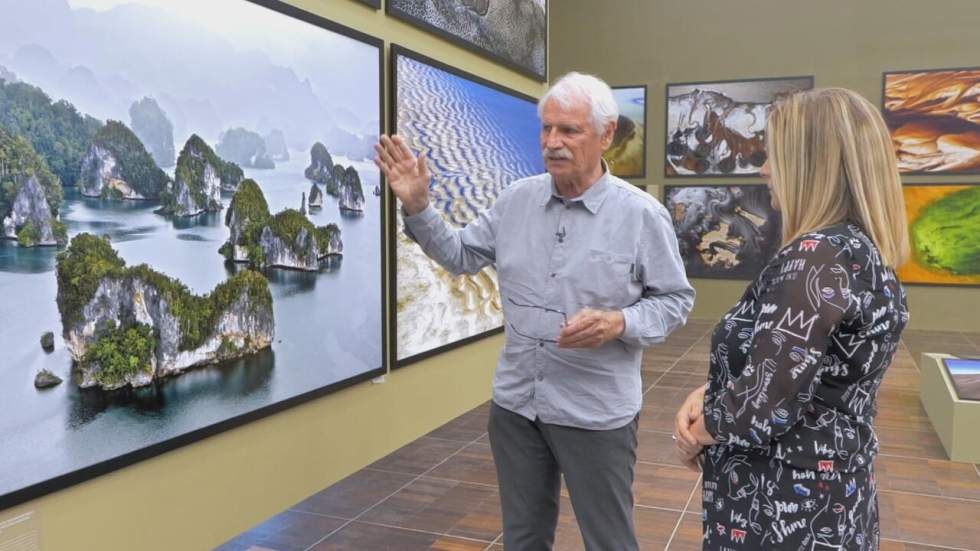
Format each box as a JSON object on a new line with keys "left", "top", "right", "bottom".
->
{"left": 543, "top": 148, "right": 574, "bottom": 160}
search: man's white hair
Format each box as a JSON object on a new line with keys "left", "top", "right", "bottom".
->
{"left": 538, "top": 72, "right": 619, "bottom": 134}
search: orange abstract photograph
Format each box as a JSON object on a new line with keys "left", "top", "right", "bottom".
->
{"left": 883, "top": 68, "right": 980, "bottom": 174}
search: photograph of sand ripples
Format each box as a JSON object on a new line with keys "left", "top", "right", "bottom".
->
{"left": 883, "top": 67, "right": 980, "bottom": 174}
{"left": 391, "top": 46, "right": 544, "bottom": 364}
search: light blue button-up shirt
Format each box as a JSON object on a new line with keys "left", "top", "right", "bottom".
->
{"left": 403, "top": 168, "right": 695, "bottom": 430}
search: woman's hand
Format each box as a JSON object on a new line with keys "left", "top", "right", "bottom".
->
{"left": 674, "top": 386, "right": 707, "bottom": 471}
{"left": 678, "top": 450, "right": 702, "bottom": 472}
{"left": 674, "top": 385, "right": 706, "bottom": 452}
{"left": 691, "top": 413, "right": 718, "bottom": 447}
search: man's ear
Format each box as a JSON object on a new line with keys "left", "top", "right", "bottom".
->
{"left": 600, "top": 120, "right": 617, "bottom": 151}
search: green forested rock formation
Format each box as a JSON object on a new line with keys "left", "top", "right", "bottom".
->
{"left": 78, "top": 120, "right": 170, "bottom": 200}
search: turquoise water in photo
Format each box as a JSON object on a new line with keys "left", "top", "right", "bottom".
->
{"left": 0, "top": 152, "right": 382, "bottom": 498}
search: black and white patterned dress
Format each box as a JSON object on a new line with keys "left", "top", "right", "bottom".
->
{"left": 701, "top": 222, "right": 909, "bottom": 550}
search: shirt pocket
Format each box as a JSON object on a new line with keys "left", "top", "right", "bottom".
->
{"left": 571, "top": 248, "right": 636, "bottom": 310}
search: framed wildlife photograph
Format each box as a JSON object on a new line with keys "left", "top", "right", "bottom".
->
{"left": 663, "top": 184, "right": 781, "bottom": 280}
{"left": 665, "top": 76, "right": 813, "bottom": 177}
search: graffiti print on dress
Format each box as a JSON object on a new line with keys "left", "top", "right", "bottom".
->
{"left": 700, "top": 223, "right": 906, "bottom": 550}
{"left": 775, "top": 308, "right": 820, "bottom": 340}
{"left": 799, "top": 239, "right": 821, "bottom": 252}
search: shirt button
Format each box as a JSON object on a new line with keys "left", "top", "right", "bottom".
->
{"left": 536, "top": 373, "right": 544, "bottom": 381}
{"left": 550, "top": 273, "right": 557, "bottom": 278}
{"left": 538, "top": 342, "right": 544, "bottom": 347}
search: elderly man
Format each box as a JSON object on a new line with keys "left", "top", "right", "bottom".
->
{"left": 375, "top": 72, "right": 695, "bottom": 551}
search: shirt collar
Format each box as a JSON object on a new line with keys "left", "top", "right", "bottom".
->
{"left": 541, "top": 159, "right": 613, "bottom": 214}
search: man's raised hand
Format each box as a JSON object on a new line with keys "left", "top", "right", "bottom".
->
{"left": 374, "top": 134, "right": 431, "bottom": 216}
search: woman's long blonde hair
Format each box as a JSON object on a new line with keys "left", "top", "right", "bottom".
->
{"left": 766, "top": 87, "right": 910, "bottom": 268}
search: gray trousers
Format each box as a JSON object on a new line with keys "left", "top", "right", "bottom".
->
{"left": 487, "top": 402, "right": 639, "bottom": 551}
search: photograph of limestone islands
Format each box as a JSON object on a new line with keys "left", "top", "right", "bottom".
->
{"left": 0, "top": 0, "right": 383, "bottom": 506}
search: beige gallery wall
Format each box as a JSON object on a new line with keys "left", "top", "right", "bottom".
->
{"left": 552, "top": 0, "right": 980, "bottom": 331}
{"left": 0, "top": 1, "right": 544, "bottom": 550}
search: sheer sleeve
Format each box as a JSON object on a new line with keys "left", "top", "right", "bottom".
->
{"left": 704, "top": 234, "right": 860, "bottom": 449}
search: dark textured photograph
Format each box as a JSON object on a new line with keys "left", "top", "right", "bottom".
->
{"left": 0, "top": 0, "right": 382, "bottom": 506}
{"left": 388, "top": 0, "right": 547, "bottom": 80}
{"left": 665, "top": 76, "right": 813, "bottom": 176}
{"left": 664, "top": 185, "right": 781, "bottom": 280}
{"left": 883, "top": 68, "right": 980, "bottom": 174}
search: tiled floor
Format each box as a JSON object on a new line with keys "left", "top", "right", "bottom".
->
{"left": 218, "top": 322, "right": 980, "bottom": 551}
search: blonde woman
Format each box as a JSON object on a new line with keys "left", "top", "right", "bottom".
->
{"left": 673, "top": 88, "right": 910, "bottom": 550}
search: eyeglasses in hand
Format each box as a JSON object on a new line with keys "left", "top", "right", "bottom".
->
{"left": 506, "top": 297, "right": 567, "bottom": 343}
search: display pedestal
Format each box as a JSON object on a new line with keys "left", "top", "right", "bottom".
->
{"left": 919, "top": 353, "right": 980, "bottom": 463}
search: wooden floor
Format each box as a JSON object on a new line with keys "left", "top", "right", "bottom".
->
{"left": 218, "top": 322, "right": 980, "bottom": 551}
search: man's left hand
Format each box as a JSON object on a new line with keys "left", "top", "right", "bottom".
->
{"left": 557, "top": 309, "right": 625, "bottom": 348}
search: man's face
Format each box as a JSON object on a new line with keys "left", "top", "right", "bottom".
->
{"left": 540, "top": 97, "right": 615, "bottom": 181}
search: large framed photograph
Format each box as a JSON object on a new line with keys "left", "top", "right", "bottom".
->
{"left": 605, "top": 85, "right": 647, "bottom": 180}
{"left": 387, "top": 0, "right": 548, "bottom": 81}
{"left": 665, "top": 76, "right": 813, "bottom": 177}
{"left": 899, "top": 184, "right": 980, "bottom": 286}
{"left": 882, "top": 67, "right": 980, "bottom": 174}
{"left": 944, "top": 358, "right": 980, "bottom": 401}
{"left": 391, "top": 45, "right": 543, "bottom": 366}
{"left": 0, "top": 0, "right": 384, "bottom": 509}
{"left": 663, "top": 184, "right": 781, "bottom": 280}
